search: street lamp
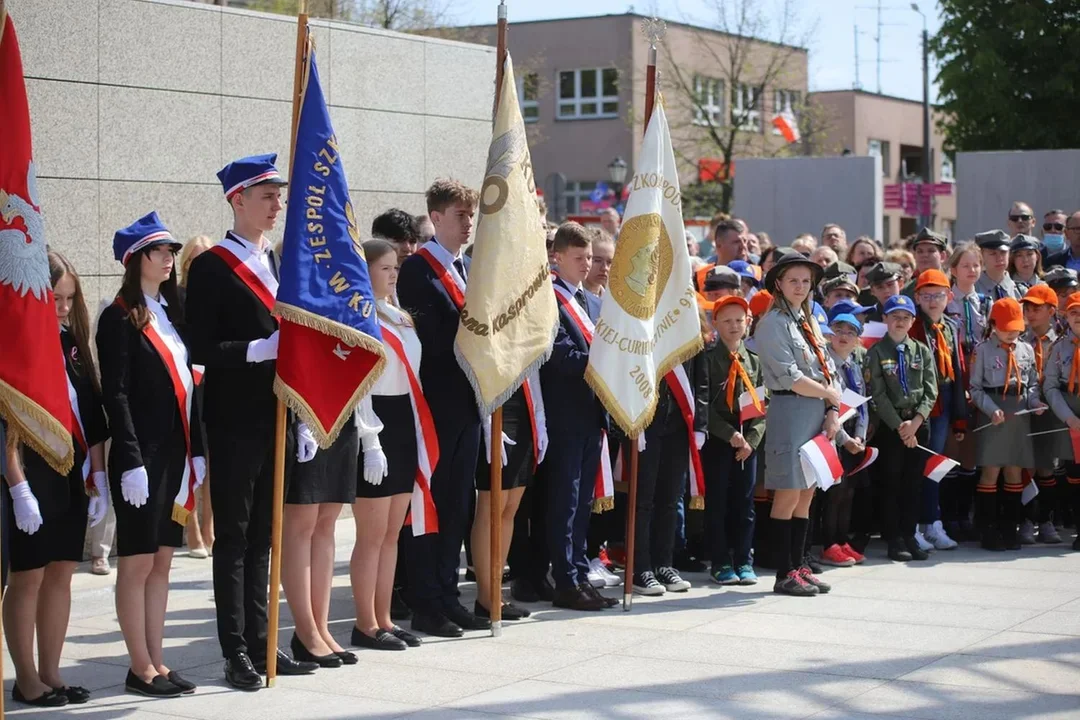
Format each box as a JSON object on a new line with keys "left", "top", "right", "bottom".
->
{"left": 912, "top": 2, "right": 932, "bottom": 230}
{"left": 608, "top": 156, "right": 628, "bottom": 202}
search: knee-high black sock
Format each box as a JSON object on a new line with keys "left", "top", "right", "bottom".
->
{"left": 1036, "top": 478, "right": 1056, "bottom": 524}
{"left": 772, "top": 518, "right": 792, "bottom": 580}
{"left": 790, "top": 517, "right": 809, "bottom": 571}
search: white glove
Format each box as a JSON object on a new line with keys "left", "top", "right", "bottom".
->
{"left": 120, "top": 466, "right": 150, "bottom": 508}
{"left": 246, "top": 330, "right": 280, "bottom": 363}
{"left": 537, "top": 426, "right": 549, "bottom": 464}
{"left": 296, "top": 423, "right": 318, "bottom": 463}
{"left": 192, "top": 457, "right": 207, "bottom": 490}
{"left": 694, "top": 431, "right": 707, "bottom": 450}
{"left": 87, "top": 471, "right": 110, "bottom": 527}
{"left": 10, "top": 481, "right": 43, "bottom": 535}
{"left": 363, "top": 448, "right": 389, "bottom": 485}
{"left": 638, "top": 432, "right": 647, "bottom": 452}
{"left": 484, "top": 430, "right": 516, "bottom": 467}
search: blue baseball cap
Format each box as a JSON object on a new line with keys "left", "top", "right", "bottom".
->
{"left": 112, "top": 211, "right": 181, "bottom": 265}
{"left": 812, "top": 301, "right": 833, "bottom": 335}
{"left": 829, "top": 299, "right": 875, "bottom": 319}
{"left": 829, "top": 312, "right": 863, "bottom": 333}
{"left": 882, "top": 294, "right": 917, "bottom": 317}
{"left": 727, "top": 260, "right": 761, "bottom": 287}
{"left": 217, "top": 153, "right": 287, "bottom": 200}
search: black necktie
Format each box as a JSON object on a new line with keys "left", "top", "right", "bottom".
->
{"left": 574, "top": 289, "right": 588, "bottom": 311}
{"left": 453, "top": 258, "right": 467, "bottom": 281}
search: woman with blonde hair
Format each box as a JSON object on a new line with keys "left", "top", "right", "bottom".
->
{"left": 884, "top": 249, "right": 916, "bottom": 286}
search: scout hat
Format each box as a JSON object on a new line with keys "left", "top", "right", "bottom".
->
{"left": 702, "top": 265, "right": 742, "bottom": 292}
{"left": 764, "top": 251, "right": 823, "bottom": 292}
{"left": 975, "top": 229, "right": 1010, "bottom": 251}
{"left": 822, "top": 260, "right": 858, "bottom": 281}
{"left": 1020, "top": 284, "right": 1059, "bottom": 308}
{"left": 821, "top": 274, "right": 860, "bottom": 297}
{"left": 748, "top": 289, "right": 773, "bottom": 317}
{"left": 728, "top": 260, "right": 762, "bottom": 287}
{"left": 865, "top": 261, "right": 902, "bottom": 286}
{"left": 1044, "top": 266, "right": 1079, "bottom": 292}
{"left": 1009, "top": 234, "right": 1041, "bottom": 253}
{"left": 112, "top": 211, "right": 181, "bottom": 265}
{"left": 882, "top": 294, "right": 917, "bottom": 317}
{"left": 910, "top": 227, "right": 947, "bottom": 251}
{"left": 989, "top": 297, "right": 1025, "bottom": 332}
{"left": 217, "top": 153, "right": 287, "bottom": 200}
{"left": 1065, "top": 292, "right": 1080, "bottom": 314}
{"left": 712, "top": 295, "right": 749, "bottom": 316}
{"left": 914, "top": 269, "right": 950, "bottom": 291}
{"left": 829, "top": 312, "right": 863, "bottom": 334}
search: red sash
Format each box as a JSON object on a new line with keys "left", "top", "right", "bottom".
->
{"left": 209, "top": 239, "right": 277, "bottom": 313}
{"left": 65, "top": 371, "right": 92, "bottom": 494}
{"left": 664, "top": 365, "right": 706, "bottom": 509}
{"left": 416, "top": 244, "right": 466, "bottom": 311}
{"left": 380, "top": 320, "right": 439, "bottom": 535}
{"left": 553, "top": 282, "right": 594, "bottom": 344}
{"left": 115, "top": 298, "right": 198, "bottom": 525}
{"left": 521, "top": 376, "right": 542, "bottom": 471}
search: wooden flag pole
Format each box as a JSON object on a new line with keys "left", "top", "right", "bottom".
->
{"left": 266, "top": 0, "right": 308, "bottom": 688}
{"left": 2, "top": 4, "right": 11, "bottom": 715}
{"left": 487, "top": 0, "right": 508, "bottom": 639}
{"left": 622, "top": 19, "right": 662, "bottom": 613}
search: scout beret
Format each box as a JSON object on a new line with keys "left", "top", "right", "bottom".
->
{"left": 1009, "top": 234, "right": 1041, "bottom": 253}
{"left": 822, "top": 260, "right": 857, "bottom": 281}
{"left": 702, "top": 264, "right": 742, "bottom": 291}
{"left": 975, "top": 229, "right": 1010, "bottom": 251}
{"left": 821, "top": 275, "right": 860, "bottom": 296}
{"left": 865, "top": 261, "right": 902, "bottom": 286}
{"left": 911, "top": 227, "right": 947, "bottom": 250}
{"left": 1044, "top": 266, "right": 1078, "bottom": 290}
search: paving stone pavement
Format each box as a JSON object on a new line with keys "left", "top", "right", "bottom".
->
{"left": 5, "top": 518, "right": 1080, "bottom": 719}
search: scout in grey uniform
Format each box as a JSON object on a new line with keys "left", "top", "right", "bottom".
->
{"left": 865, "top": 295, "right": 938, "bottom": 562}
{"left": 969, "top": 297, "right": 1046, "bottom": 551}
{"left": 755, "top": 253, "right": 842, "bottom": 597}
{"left": 1040, "top": 291, "right": 1080, "bottom": 551}
{"left": 862, "top": 262, "right": 904, "bottom": 323}
{"left": 975, "top": 230, "right": 1021, "bottom": 300}
{"left": 1009, "top": 234, "right": 1045, "bottom": 296}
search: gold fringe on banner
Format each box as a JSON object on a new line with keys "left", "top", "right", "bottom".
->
{"left": 688, "top": 496, "right": 705, "bottom": 511}
{"left": 0, "top": 382, "right": 74, "bottom": 475}
{"left": 592, "top": 495, "right": 614, "bottom": 514}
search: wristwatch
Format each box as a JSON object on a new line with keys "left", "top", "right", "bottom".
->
{"left": 825, "top": 405, "right": 839, "bottom": 414}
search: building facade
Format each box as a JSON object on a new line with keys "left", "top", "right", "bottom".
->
{"left": 808, "top": 90, "right": 956, "bottom": 246}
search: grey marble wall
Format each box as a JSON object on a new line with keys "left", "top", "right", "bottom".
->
{"left": 11, "top": 0, "right": 495, "bottom": 310}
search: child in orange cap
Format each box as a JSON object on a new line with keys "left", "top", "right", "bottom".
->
{"left": 969, "top": 297, "right": 1048, "bottom": 550}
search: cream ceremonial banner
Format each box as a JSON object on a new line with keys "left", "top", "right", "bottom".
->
{"left": 585, "top": 100, "right": 702, "bottom": 435}
{"left": 455, "top": 54, "right": 557, "bottom": 415}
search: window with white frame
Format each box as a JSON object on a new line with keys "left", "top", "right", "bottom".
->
{"left": 692, "top": 75, "right": 724, "bottom": 127}
{"left": 940, "top": 152, "right": 955, "bottom": 183}
{"left": 563, "top": 181, "right": 597, "bottom": 215}
{"left": 517, "top": 72, "right": 539, "bottom": 123}
{"left": 771, "top": 89, "right": 801, "bottom": 133}
{"left": 557, "top": 68, "right": 619, "bottom": 120}
{"left": 731, "top": 83, "right": 761, "bottom": 132}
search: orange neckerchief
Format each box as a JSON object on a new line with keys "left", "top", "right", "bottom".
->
{"left": 1033, "top": 333, "right": 1047, "bottom": 383}
{"left": 932, "top": 322, "right": 955, "bottom": 382}
{"left": 1001, "top": 342, "right": 1023, "bottom": 398}
{"left": 799, "top": 321, "right": 833, "bottom": 385}
{"left": 1069, "top": 337, "right": 1080, "bottom": 395}
{"left": 725, "top": 350, "right": 761, "bottom": 413}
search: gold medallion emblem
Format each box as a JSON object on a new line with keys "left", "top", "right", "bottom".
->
{"left": 609, "top": 212, "right": 672, "bottom": 320}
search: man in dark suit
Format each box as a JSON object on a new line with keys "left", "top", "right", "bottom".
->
{"left": 396, "top": 179, "right": 489, "bottom": 638}
{"left": 185, "top": 154, "right": 316, "bottom": 689}
{"left": 541, "top": 222, "right": 614, "bottom": 611}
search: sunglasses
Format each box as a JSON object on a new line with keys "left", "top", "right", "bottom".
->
{"left": 1009, "top": 214, "right": 1033, "bottom": 222}
{"left": 1044, "top": 222, "right": 1066, "bottom": 232}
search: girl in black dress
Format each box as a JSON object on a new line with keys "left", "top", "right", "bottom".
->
{"left": 96, "top": 212, "right": 206, "bottom": 698}
{"left": 4, "top": 251, "right": 109, "bottom": 707}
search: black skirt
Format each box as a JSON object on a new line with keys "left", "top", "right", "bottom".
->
{"left": 287, "top": 422, "right": 359, "bottom": 505}
{"left": 6, "top": 453, "right": 89, "bottom": 573}
{"left": 475, "top": 389, "right": 535, "bottom": 491}
{"left": 358, "top": 394, "right": 416, "bottom": 499}
{"left": 111, "top": 428, "right": 185, "bottom": 557}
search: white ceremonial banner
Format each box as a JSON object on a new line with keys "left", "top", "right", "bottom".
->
{"left": 585, "top": 100, "right": 702, "bottom": 435}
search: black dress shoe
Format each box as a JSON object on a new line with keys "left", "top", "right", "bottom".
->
{"left": 474, "top": 600, "right": 531, "bottom": 621}
{"left": 887, "top": 541, "right": 913, "bottom": 562}
{"left": 510, "top": 578, "right": 540, "bottom": 603}
{"left": 390, "top": 587, "right": 412, "bottom": 621}
{"left": 253, "top": 650, "right": 319, "bottom": 676}
{"left": 334, "top": 650, "right": 359, "bottom": 665}
{"left": 981, "top": 529, "right": 1005, "bottom": 551}
{"left": 673, "top": 550, "right": 708, "bottom": 574}
{"left": 224, "top": 652, "right": 261, "bottom": 690}
{"left": 411, "top": 611, "right": 464, "bottom": 638}
{"left": 291, "top": 633, "right": 343, "bottom": 668}
{"left": 582, "top": 582, "right": 619, "bottom": 607}
{"left": 165, "top": 672, "right": 196, "bottom": 694}
{"left": 444, "top": 603, "right": 491, "bottom": 631}
{"left": 12, "top": 684, "right": 69, "bottom": 706}
{"left": 352, "top": 626, "right": 407, "bottom": 651}
{"left": 850, "top": 533, "right": 872, "bottom": 554}
{"left": 125, "top": 670, "right": 183, "bottom": 698}
{"left": 53, "top": 685, "right": 91, "bottom": 704}
{"left": 552, "top": 585, "right": 606, "bottom": 611}
{"left": 390, "top": 625, "right": 423, "bottom": 647}
{"left": 535, "top": 576, "right": 555, "bottom": 602}
{"left": 902, "top": 536, "right": 930, "bottom": 561}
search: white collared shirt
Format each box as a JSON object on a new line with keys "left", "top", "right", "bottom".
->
{"left": 144, "top": 293, "right": 189, "bottom": 367}
{"left": 373, "top": 300, "right": 421, "bottom": 396}
{"left": 228, "top": 231, "right": 273, "bottom": 275}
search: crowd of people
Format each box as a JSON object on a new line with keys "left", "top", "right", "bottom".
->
{"left": 4, "top": 153, "right": 1080, "bottom": 706}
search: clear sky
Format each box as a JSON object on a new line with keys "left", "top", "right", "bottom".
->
{"left": 452, "top": 0, "right": 943, "bottom": 103}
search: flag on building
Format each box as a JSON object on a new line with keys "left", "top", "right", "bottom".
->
{"left": 454, "top": 54, "right": 557, "bottom": 415}
{"left": 586, "top": 98, "right": 703, "bottom": 435}
{"left": 771, "top": 113, "right": 800, "bottom": 144}
{"left": 274, "top": 23, "right": 385, "bottom": 446}
{"left": 800, "top": 434, "right": 843, "bottom": 490}
{"left": 0, "top": 11, "right": 73, "bottom": 474}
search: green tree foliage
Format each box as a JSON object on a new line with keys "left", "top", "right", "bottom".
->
{"left": 931, "top": 0, "right": 1080, "bottom": 152}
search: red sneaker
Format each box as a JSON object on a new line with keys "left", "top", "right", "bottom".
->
{"left": 820, "top": 544, "right": 855, "bottom": 567}
{"left": 840, "top": 543, "right": 865, "bottom": 564}
{"left": 797, "top": 566, "right": 832, "bottom": 594}
{"left": 598, "top": 546, "right": 614, "bottom": 571}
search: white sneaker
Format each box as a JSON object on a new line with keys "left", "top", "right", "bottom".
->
{"left": 925, "top": 520, "right": 958, "bottom": 550}
{"left": 589, "top": 557, "right": 621, "bottom": 587}
{"left": 585, "top": 567, "right": 606, "bottom": 588}
{"left": 1038, "top": 521, "right": 1062, "bottom": 544}
{"left": 1018, "top": 519, "right": 1037, "bottom": 545}
{"left": 914, "top": 529, "right": 935, "bottom": 552}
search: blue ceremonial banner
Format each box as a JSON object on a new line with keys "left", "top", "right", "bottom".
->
{"left": 274, "top": 26, "right": 385, "bottom": 446}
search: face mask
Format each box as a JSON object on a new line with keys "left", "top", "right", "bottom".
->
{"left": 1044, "top": 234, "right": 1065, "bottom": 253}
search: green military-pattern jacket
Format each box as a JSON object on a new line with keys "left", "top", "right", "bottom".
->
{"left": 865, "top": 334, "right": 938, "bottom": 431}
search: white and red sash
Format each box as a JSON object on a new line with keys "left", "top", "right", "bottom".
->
{"left": 553, "top": 280, "right": 595, "bottom": 343}
{"left": 65, "top": 371, "right": 92, "bottom": 494}
{"left": 664, "top": 364, "right": 706, "bottom": 509}
{"left": 521, "top": 375, "right": 542, "bottom": 470}
{"left": 379, "top": 320, "right": 440, "bottom": 535}
{"left": 209, "top": 236, "right": 278, "bottom": 313}
{"left": 416, "top": 241, "right": 466, "bottom": 311}
{"left": 116, "top": 298, "right": 198, "bottom": 525}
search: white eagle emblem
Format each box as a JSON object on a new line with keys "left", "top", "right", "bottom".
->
{"left": 0, "top": 162, "right": 50, "bottom": 300}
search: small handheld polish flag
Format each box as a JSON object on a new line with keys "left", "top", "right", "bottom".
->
{"left": 837, "top": 389, "right": 869, "bottom": 425}
{"left": 1021, "top": 472, "right": 1039, "bottom": 506}
{"left": 800, "top": 434, "right": 844, "bottom": 490}
{"left": 923, "top": 449, "right": 959, "bottom": 483}
{"left": 860, "top": 321, "right": 887, "bottom": 349}
{"left": 739, "top": 386, "right": 767, "bottom": 423}
{"left": 849, "top": 446, "right": 879, "bottom": 475}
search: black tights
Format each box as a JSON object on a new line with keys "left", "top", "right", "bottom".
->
{"left": 821, "top": 483, "right": 855, "bottom": 547}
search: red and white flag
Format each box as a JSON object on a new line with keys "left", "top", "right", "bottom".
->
{"left": 1021, "top": 471, "right": 1039, "bottom": 506}
{"left": 850, "top": 446, "right": 879, "bottom": 475}
{"left": 860, "top": 321, "right": 887, "bottom": 349}
{"left": 923, "top": 450, "right": 959, "bottom": 483}
{"left": 800, "top": 434, "right": 843, "bottom": 490}
{"left": 771, "top": 113, "right": 800, "bottom": 143}
{"left": 739, "top": 386, "right": 767, "bottom": 423}
{"left": 837, "top": 388, "right": 869, "bottom": 424}
{"left": 0, "top": 11, "right": 74, "bottom": 474}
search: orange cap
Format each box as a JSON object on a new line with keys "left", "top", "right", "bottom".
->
{"left": 713, "top": 295, "right": 750, "bottom": 316}
{"left": 694, "top": 263, "right": 716, "bottom": 292}
{"left": 989, "top": 297, "right": 1025, "bottom": 332}
{"left": 748, "top": 290, "right": 773, "bottom": 317}
{"left": 1065, "top": 292, "right": 1080, "bottom": 314}
{"left": 1021, "top": 284, "right": 1059, "bottom": 308}
{"left": 914, "top": 269, "right": 950, "bottom": 291}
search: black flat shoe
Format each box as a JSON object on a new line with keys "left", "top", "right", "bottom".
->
{"left": 390, "top": 625, "right": 422, "bottom": 647}
{"left": 252, "top": 650, "right": 319, "bottom": 676}
{"left": 352, "top": 626, "right": 407, "bottom": 651}
{"left": 473, "top": 600, "right": 530, "bottom": 621}
{"left": 510, "top": 578, "right": 540, "bottom": 603}
{"left": 411, "top": 611, "right": 463, "bottom": 638}
{"left": 224, "top": 652, "right": 261, "bottom": 690}
{"left": 291, "top": 633, "right": 343, "bottom": 668}
{"left": 124, "top": 670, "right": 183, "bottom": 698}
{"left": 444, "top": 603, "right": 491, "bottom": 631}
{"left": 166, "top": 671, "right": 196, "bottom": 694}
{"left": 334, "top": 650, "right": 359, "bottom": 665}
{"left": 13, "top": 684, "right": 69, "bottom": 707}
{"left": 53, "top": 685, "right": 91, "bottom": 704}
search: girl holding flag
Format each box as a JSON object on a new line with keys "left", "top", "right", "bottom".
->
{"left": 3, "top": 251, "right": 109, "bottom": 707}
{"left": 96, "top": 212, "right": 206, "bottom": 697}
